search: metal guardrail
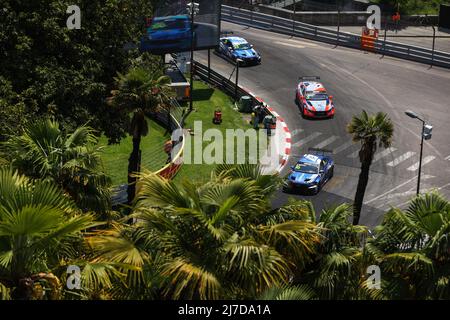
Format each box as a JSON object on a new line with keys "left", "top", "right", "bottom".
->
{"left": 221, "top": 5, "right": 450, "bottom": 68}
{"left": 193, "top": 60, "right": 276, "bottom": 119}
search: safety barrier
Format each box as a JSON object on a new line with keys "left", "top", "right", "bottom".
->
{"left": 193, "top": 60, "right": 277, "bottom": 120}
{"left": 221, "top": 5, "right": 450, "bottom": 68}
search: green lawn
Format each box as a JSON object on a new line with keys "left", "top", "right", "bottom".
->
{"left": 99, "top": 118, "right": 169, "bottom": 186}
{"left": 174, "top": 81, "right": 263, "bottom": 184}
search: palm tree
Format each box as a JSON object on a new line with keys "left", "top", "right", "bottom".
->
{"left": 1, "top": 119, "right": 112, "bottom": 214}
{"left": 258, "top": 284, "right": 317, "bottom": 300}
{"left": 294, "top": 203, "right": 369, "bottom": 299}
{"left": 0, "top": 167, "right": 102, "bottom": 300}
{"left": 347, "top": 111, "right": 394, "bottom": 225}
{"left": 108, "top": 67, "right": 174, "bottom": 205}
{"left": 89, "top": 165, "right": 322, "bottom": 299}
{"left": 364, "top": 192, "right": 450, "bottom": 300}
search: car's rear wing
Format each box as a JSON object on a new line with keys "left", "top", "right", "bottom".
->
{"left": 308, "top": 147, "right": 333, "bottom": 155}
{"left": 299, "top": 76, "right": 320, "bottom": 81}
{"left": 220, "top": 30, "right": 234, "bottom": 37}
{"left": 298, "top": 76, "right": 320, "bottom": 81}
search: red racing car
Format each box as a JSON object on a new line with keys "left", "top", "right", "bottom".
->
{"left": 295, "top": 76, "right": 335, "bottom": 119}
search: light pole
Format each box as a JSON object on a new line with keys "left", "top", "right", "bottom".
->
{"left": 405, "top": 110, "right": 433, "bottom": 195}
{"left": 188, "top": 2, "right": 199, "bottom": 111}
{"left": 235, "top": 58, "right": 243, "bottom": 101}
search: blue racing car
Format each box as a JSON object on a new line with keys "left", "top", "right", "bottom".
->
{"left": 140, "top": 15, "right": 195, "bottom": 54}
{"left": 216, "top": 36, "right": 261, "bottom": 66}
{"left": 283, "top": 149, "right": 334, "bottom": 195}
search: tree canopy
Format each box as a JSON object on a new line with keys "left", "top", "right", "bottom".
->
{"left": 0, "top": 0, "right": 157, "bottom": 143}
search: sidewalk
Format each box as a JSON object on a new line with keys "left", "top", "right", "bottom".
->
{"left": 331, "top": 25, "right": 450, "bottom": 53}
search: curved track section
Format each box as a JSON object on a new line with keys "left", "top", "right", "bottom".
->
{"left": 196, "top": 21, "right": 450, "bottom": 227}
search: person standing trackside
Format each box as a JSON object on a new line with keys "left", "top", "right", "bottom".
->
{"left": 251, "top": 112, "right": 259, "bottom": 130}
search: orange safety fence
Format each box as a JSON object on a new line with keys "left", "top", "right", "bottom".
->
{"left": 361, "top": 27, "right": 379, "bottom": 52}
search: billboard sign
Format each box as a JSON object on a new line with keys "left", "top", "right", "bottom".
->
{"left": 140, "top": 0, "right": 221, "bottom": 54}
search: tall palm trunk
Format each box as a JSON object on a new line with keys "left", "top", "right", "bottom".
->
{"left": 127, "top": 136, "right": 141, "bottom": 205}
{"left": 353, "top": 161, "right": 371, "bottom": 225}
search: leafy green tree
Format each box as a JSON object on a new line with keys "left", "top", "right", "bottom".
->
{"left": 1, "top": 119, "right": 112, "bottom": 214}
{"left": 293, "top": 202, "right": 370, "bottom": 299}
{"left": 347, "top": 111, "right": 394, "bottom": 225}
{"left": 0, "top": 0, "right": 157, "bottom": 143}
{"left": 365, "top": 192, "right": 450, "bottom": 299}
{"left": 88, "top": 165, "right": 322, "bottom": 299}
{"left": 108, "top": 67, "right": 174, "bottom": 204}
{"left": 0, "top": 167, "right": 101, "bottom": 300}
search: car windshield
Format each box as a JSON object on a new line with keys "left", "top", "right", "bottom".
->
{"left": 305, "top": 92, "right": 328, "bottom": 100}
{"left": 233, "top": 42, "right": 252, "bottom": 50}
{"left": 294, "top": 163, "right": 319, "bottom": 174}
{"left": 150, "top": 19, "right": 187, "bottom": 31}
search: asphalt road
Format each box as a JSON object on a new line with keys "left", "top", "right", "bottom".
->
{"left": 195, "top": 21, "right": 450, "bottom": 227}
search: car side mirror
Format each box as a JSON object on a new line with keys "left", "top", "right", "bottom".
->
{"left": 250, "top": 44, "right": 254, "bottom": 48}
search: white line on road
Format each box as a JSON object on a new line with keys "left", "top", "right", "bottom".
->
{"left": 373, "top": 147, "right": 397, "bottom": 162}
{"left": 364, "top": 176, "right": 418, "bottom": 205}
{"left": 446, "top": 155, "right": 450, "bottom": 161}
{"left": 396, "top": 183, "right": 450, "bottom": 209}
{"left": 387, "top": 151, "right": 416, "bottom": 167}
{"left": 313, "top": 136, "right": 339, "bottom": 149}
{"left": 348, "top": 149, "right": 360, "bottom": 159}
{"left": 333, "top": 141, "right": 354, "bottom": 154}
{"left": 292, "top": 132, "right": 322, "bottom": 148}
{"left": 407, "top": 156, "right": 436, "bottom": 172}
{"left": 290, "top": 129, "right": 304, "bottom": 137}
{"left": 364, "top": 174, "right": 434, "bottom": 205}
{"left": 275, "top": 41, "right": 306, "bottom": 49}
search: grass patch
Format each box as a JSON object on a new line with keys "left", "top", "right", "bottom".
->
{"left": 174, "top": 81, "right": 264, "bottom": 184}
{"left": 99, "top": 118, "right": 169, "bottom": 186}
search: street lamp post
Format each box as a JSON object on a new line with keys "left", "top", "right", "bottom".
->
{"left": 235, "top": 58, "right": 243, "bottom": 101}
{"left": 188, "top": 2, "right": 198, "bottom": 111}
{"left": 405, "top": 110, "right": 433, "bottom": 195}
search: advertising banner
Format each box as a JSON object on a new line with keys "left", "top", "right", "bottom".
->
{"left": 140, "top": 0, "right": 221, "bottom": 54}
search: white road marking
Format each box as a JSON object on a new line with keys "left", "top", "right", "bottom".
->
{"left": 348, "top": 149, "right": 360, "bottom": 159}
{"left": 292, "top": 132, "right": 322, "bottom": 147}
{"left": 373, "top": 147, "right": 397, "bottom": 162}
{"left": 290, "top": 129, "right": 304, "bottom": 137}
{"left": 275, "top": 41, "right": 306, "bottom": 49}
{"left": 387, "top": 151, "right": 416, "bottom": 167}
{"left": 284, "top": 38, "right": 319, "bottom": 47}
{"left": 313, "top": 136, "right": 339, "bottom": 149}
{"left": 364, "top": 176, "right": 419, "bottom": 205}
{"left": 445, "top": 155, "right": 450, "bottom": 161}
{"left": 365, "top": 174, "right": 434, "bottom": 205}
{"left": 333, "top": 141, "right": 354, "bottom": 154}
{"left": 396, "top": 183, "right": 450, "bottom": 208}
{"left": 407, "top": 156, "right": 436, "bottom": 172}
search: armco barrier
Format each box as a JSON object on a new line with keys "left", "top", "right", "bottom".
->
{"left": 221, "top": 5, "right": 450, "bottom": 69}
{"left": 193, "top": 60, "right": 275, "bottom": 120}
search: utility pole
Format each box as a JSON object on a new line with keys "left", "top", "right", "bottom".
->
{"left": 235, "top": 59, "right": 243, "bottom": 101}
{"left": 188, "top": 2, "right": 198, "bottom": 111}
{"left": 405, "top": 110, "right": 433, "bottom": 195}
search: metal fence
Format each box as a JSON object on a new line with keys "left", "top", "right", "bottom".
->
{"left": 193, "top": 60, "right": 275, "bottom": 118}
{"left": 221, "top": 5, "right": 450, "bottom": 68}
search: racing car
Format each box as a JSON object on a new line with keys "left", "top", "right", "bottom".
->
{"left": 295, "top": 77, "right": 335, "bottom": 119}
{"left": 216, "top": 36, "right": 261, "bottom": 66}
{"left": 283, "top": 149, "right": 334, "bottom": 195}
